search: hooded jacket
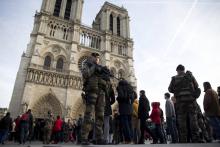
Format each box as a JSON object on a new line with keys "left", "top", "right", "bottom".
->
{"left": 53, "top": 118, "right": 63, "bottom": 132}
{"left": 150, "top": 102, "right": 161, "bottom": 124}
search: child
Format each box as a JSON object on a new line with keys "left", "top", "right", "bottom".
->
{"left": 150, "top": 102, "right": 165, "bottom": 144}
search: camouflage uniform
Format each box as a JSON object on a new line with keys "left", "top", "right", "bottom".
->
{"left": 195, "top": 102, "right": 211, "bottom": 142}
{"left": 43, "top": 115, "right": 53, "bottom": 144}
{"left": 81, "top": 56, "right": 106, "bottom": 143}
{"left": 168, "top": 71, "right": 200, "bottom": 143}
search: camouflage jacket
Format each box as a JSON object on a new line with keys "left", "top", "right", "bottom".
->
{"left": 168, "top": 71, "right": 198, "bottom": 97}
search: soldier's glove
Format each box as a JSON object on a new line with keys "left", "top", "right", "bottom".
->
{"left": 95, "top": 65, "right": 103, "bottom": 73}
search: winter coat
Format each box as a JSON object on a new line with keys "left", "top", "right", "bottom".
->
{"left": 117, "top": 80, "right": 134, "bottom": 115}
{"left": 118, "top": 103, "right": 133, "bottom": 115}
{"left": 165, "top": 99, "right": 176, "bottom": 118}
{"left": 138, "top": 95, "right": 150, "bottom": 120}
{"left": 150, "top": 102, "right": 161, "bottom": 124}
{"left": 132, "top": 99, "right": 139, "bottom": 118}
{"left": 203, "top": 89, "right": 220, "bottom": 117}
{"left": 160, "top": 108, "right": 165, "bottom": 123}
{"left": 104, "top": 81, "right": 115, "bottom": 116}
{"left": 0, "top": 115, "right": 12, "bottom": 130}
{"left": 53, "top": 118, "right": 63, "bottom": 132}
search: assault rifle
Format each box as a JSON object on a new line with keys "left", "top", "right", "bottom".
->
{"left": 95, "top": 64, "right": 120, "bottom": 81}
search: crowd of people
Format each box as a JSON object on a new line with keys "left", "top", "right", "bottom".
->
{"left": 0, "top": 53, "right": 220, "bottom": 145}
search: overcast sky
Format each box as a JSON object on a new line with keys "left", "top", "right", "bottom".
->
{"left": 0, "top": 0, "right": 220, "bottom": 112}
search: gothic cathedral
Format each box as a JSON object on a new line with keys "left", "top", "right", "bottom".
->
{"left": 9, "top": 0, "right": 137, "bottom": 119}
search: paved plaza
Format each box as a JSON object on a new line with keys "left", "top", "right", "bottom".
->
{"left": 0, "top": 142, "right": 219, "bottom": 147}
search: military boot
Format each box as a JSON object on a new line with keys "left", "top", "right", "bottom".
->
{"left": 95, "top": 139, "right": 107, "bottom": 145}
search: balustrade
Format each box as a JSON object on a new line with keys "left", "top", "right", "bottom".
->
{"left": 26, "top": 68, "right": 83, "bottom": 90}
{"left": 80, "top": 25, "right": 102, "bottom": 50}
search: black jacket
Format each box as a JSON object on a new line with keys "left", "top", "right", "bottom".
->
{"left": 0, "top": 115, "right": 12, "bottom": 130}
{"left": 104, "top": 82, "right": 115, "bottom": 116}
{"left": 138, "top": 95, "right": 150, "bottom": 120}
{"left": 116, "top": 80, "right": 135, "bottom": 115}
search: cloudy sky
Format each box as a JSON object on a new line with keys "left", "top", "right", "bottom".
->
{"left": 0, "top": 0, "right": 220, "bottom": 112}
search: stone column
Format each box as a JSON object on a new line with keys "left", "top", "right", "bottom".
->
{"left": 48, "top": 0, "right": 56, "bottom": 15}
{"left": 40, "top": 0, "right": 47, "bottom": 12}
{"left": 70, "top": 0, "right": 77, "bottom": 21}
{"left": 60, "top": 0, "right": 67, "bottom": 18}
{"left": 101, "top": 11, "right": 106, "bottom": 31}
{"left": 76, "top": 0, "right": 84, "bottom": 23}
{"left": 106, "top": 10, "right": 110, "bottom": 31}
{"left": 113, "top": 13, "right": 117, "bottom": 35}
{"left": 120, "top": 16, "right": 123, "bottom": 37}
{"left": 126, "top": 16, "right": 130, "bottom": 38}
{"left": 8, "top": 54, "right": 31, "bottom": 118}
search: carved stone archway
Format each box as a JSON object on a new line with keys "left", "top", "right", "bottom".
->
{"left": 32, "top": 93, "right": 63, "bottom": 118}
{"left": 71, "top": 97, "right": 86, "bottom": 119}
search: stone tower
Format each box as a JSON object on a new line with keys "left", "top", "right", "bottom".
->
{"left": 9, "top": 0, "right": 137, "bottom": 119}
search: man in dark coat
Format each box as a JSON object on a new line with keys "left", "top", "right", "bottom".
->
{"left": 27, "top": 109, "right": 33, "bottom": 142}
{"left": 103, "top": 80, "right": 115, "bottom": 144}
{"left": 138, "top": 90, "right": 155, "bottom": 144}
{"left": 203, "top": 82, "right": 220, "bottom": 140}
{"left": 117, "top": 80, "right": 135, "bottom": 144}
{"left": 0, "top": 112, "right": 12, "bottom": 144}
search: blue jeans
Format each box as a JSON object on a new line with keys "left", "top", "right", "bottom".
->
{"left": 104, "top": 116, "right": 110, "bottom": 143}
{"left": 120, "top": 115, "right": 133, "bottom": 142}
{"left": 20, "top": 121, "right": 29, "bottom": 144}
{"left": 166, "top": 117, "right": 178, "bottom": 143}
{"left": 0, "top": 129, "right": 9, "bottom": 144}
{"left": 208, "top": 116, "right": 220, "bottom": 139}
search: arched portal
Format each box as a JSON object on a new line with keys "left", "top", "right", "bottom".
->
{"left": 32, "top": 93, "right": 63, "bottom": 118}
{"left": 71, "top": 97, "right": 86, "bottom": 119}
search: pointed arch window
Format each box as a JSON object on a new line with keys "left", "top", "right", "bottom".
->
{"left": 44, "top": 56, "right": 52, "bottom": 70}
{"left": 117, "top": 17, "right": 120, "bottom": 36}
{"left": 53, "top": 0, "right": 62, "bottom": 17}
{"left": 110, "top": 14, "right": 113, "bottom": 33}
{"left": 56, "top": 58, "right": 64, "bottom": 71}
{"left": 64, "top": 0, "right": 72, "bottom": 20}
{"left": 118, "top": 45, "right": 123, "bottom": 55}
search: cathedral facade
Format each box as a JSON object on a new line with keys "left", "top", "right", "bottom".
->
{"left": 9, "top": 0, "right": 137, "bottom": 119}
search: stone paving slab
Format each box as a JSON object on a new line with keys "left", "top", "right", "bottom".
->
{"left": 0, "top": 143, "right": 219, "bottom": 147}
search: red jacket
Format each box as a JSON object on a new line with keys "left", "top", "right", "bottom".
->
{"left": 53, "top": 118, "right": 63, "bottom": 132}
{"left": 150, "top": 102, "right": 161, "bottom": 124}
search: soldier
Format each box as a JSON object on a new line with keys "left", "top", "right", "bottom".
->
{"left": 168, "top": 64, "right": 201, "bottom": 143}
{"left": 43, "top": 111, "right": 54, "bottom": 144}
{"left": 80, "top": 53, "right": 107, "bottom": 145}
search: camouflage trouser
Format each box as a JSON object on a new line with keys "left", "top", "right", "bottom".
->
{"left": 81, "top": 90, "right": 105, "bottom": 141}
{"left": 43, "top": 127, "right": 51, "bottom": 144}
{"left": 176, "top": 98, "right": 200, "bottom": 143}
{"left": 198, "top": 117, "right": 210, "bottom": 141}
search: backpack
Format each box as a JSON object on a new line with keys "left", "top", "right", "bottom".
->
{"left": 174, "top": 71, "right": 201, "bottom": 99}
{"left": 117, "top": 80, "right": 135, "bottom": 103}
